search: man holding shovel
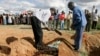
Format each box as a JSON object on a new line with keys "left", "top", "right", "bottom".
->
{"left": 68, "top": 2, "right": 87, "bottom": 51}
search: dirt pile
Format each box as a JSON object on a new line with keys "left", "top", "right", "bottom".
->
{"left": 83, "top": 33, "right": 100, "bottom": 56}
{"left": 0, "top": 37, "right": 37, "bottom": 56}
{"left": 6, "top": 33, "right": 100, "bottom": 56}
{"left": 0, "top": 26, "right": 100, "bottom": 56}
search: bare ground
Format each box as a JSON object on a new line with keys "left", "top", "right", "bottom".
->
{"left": 0, "top": 25, "right": 100, "bottom": 56}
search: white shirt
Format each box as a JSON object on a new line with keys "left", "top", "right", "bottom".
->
{"left": 3, "top": 15, "right": 6, "bottom": 20}
{"left": 8, "top": 16, "right": 12, "bottom": 23}
{"left": 92, "top": 8, "right": 98, "bottom": 21}
{"left": 34, "top": 9, "right": 51, "bottom": 23}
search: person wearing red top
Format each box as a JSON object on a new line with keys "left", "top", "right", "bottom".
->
{"left": 59, "top": 11, "right": 65, "bottom": 30}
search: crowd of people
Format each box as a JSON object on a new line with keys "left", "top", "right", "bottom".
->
{"left": 85, "top": 6, "right": 99, "bottom": 32}
{"left": 0, "top": 13, "right": 32, "bottom": 25}
{"left": 48, "top": 5, "right": 99, "bottom": 32}
{"left": 0, "top": 5, "right": 99, "bottom": 32}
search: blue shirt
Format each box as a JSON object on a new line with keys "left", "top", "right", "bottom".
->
{"left": 72, "top": 6, "right": 87, "bottom": 29}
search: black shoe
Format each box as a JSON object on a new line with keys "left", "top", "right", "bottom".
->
{"left": 72, "top": 45, "right": 79, "bottom": 51}
{"left": 34, "top": 42, "right": 45, "bottom": 49}
{"left": 74, "top": 48, "right": 78, "bottom": 51}
{"left": 73, "top": 47, "right": 80, "bottom": 52}
{"left": 72, "top": 45, "right": 76, "bottom": 47}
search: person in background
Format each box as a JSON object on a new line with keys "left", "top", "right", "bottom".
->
{"left": 92, "top": 6, "right": 99, "bottom": 29}
{"left": 68, "top": 2, "right": 87, "bottom": 51}
{"left": 59, "top": 11, "right": 65, "bottom": 30}
{"left": 85, "top": 9, "right": 92, "bottom": 32}
{"left": 12, "top": 15, "right": 15, "bottom": 25}
{"left": 15, "top": 14, "right": 19, "bottom": 25}
{"left": 27, "top": 13, "right": 31, "bottom": 25}
{"left": 0, "top": 15, "right": 3, "bottom": 25}
{"left": 53, "top": 10, "right": 59, "bottom": 29}
{"left": 48, "top": 8, "right": 55, "bottom": 30}
{"left": 3, "top": 14, "right": 7, "bottom": 25}
{"left": 8, "top": 14, "right": 13, "bottom": 25}
{"left": 22, "top": 14, "right": 27, "bottom": 24}
{"left": 48, "top": 15, "right": 54, "bottom": 30}
{"left": 19, "top": 14, "right": 23, "bottom": 24}
{"left": 66, "top": 11, "right": 73, "bottom": 30}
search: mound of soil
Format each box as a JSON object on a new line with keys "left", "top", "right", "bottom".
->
{"left": 0, "top": 26, "right": 100, "bottom": 56}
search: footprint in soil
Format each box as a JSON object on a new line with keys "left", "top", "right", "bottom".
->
{"left": 0, "top": 45, "right": 11, "bottom": 55}
{"left": 6, "top": 36, "right": 18, "bottom": 45}
{"left": 21, "top": 37, "right": 35, "bottom": 47}
{"left": 2, "top": 36, "right": 18, "bottom": 55}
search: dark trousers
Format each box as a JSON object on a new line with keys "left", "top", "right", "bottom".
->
{"left": 86, "top": 22, "right": 91, "bottom": 32}
{"left": 75, "top": 26, "right": 85, "bottom": 50}
{"left": 53, "top": 19, "right": 59, "bottom": 29}
{"left": 31, "top": 16, "right": 43, "bottom": 45}
{"left": 92, "top": 21, "right": 97, "bottom": 29}
{"left": 55, "top": 19, "right": 59, "bottom": 29}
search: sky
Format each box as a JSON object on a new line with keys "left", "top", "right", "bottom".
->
{"left": 0, "top": 0, "right": 100, "bottom": 15}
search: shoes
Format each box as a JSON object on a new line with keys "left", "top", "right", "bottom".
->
{"left": 72, "top": 45, "right": 76, "bottom": 48}
{"left": 74, "top": 48, "right": 78, "bottom": 51}
{"left": 72, "top": 45, "right": 79, "bottom": 51}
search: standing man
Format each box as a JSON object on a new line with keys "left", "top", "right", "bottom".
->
{"left": 68, "top": 2, "right": 87, "bottom": 51}
{"left": 30, "top": 9, "right": 58, "bottom": 53}
{"left": 67, "top": 11, "right": 73, "bottom": 30}
{"left": 85, "top": 10, "right": 92, "bottom": 32}
{"left": 53, "top": 10, "right": 59, "bottom": 30}
{"left": 3, "top": 14, "right": 7, "bottom": 25}
{"left": 92, "top": 6, "right": 98, "bottom": 29}
{"left": 8, "top": 14, "right": 13, "bottom": 25}
{"left": 0, "top": 15, "right": 3, "bottom": 25}
{"left": 30, "top": 12, "right": 43, "bottom": 49}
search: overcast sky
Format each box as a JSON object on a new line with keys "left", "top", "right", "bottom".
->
{"left": 0, "top": 0, "right": 100, "bottom": 14}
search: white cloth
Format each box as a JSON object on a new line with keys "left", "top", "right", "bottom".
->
{"left": 23, "top": 15, "right": 26, "bottom": 18}
{"left": 94, "top": 14, "right": 98, "bottom": 21}
{"left": 48, "top": 40, "right": 61, "bottom": 48}
{"left": 92, "top": 8, "right": 98, "bottom": 21}
{"left": 3, "top": 15, "right": 6, "bottom": 20}
{"left": 3, "top": 15, "right": 7, "bottom": 25}
{"left": 35, "top": 9, "right": 51, "bottom": 22}
{"left": 8, "top": 16, "right": 12, "bottom": 23}
{"left": 92, "top": 12, "right": 98, "bottom": 21}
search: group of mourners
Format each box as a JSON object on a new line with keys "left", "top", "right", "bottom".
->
{"left": 85, "top": 5, "right": 99, "bottom": 32}
{"left": 48, "top": 5, "right": 99, "bottom": 32}
{"left": 0, "top": 13, "right": 33, "bottom": 25}
{"left": 0, "top": 5, "right": 99, "bottom": 32}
